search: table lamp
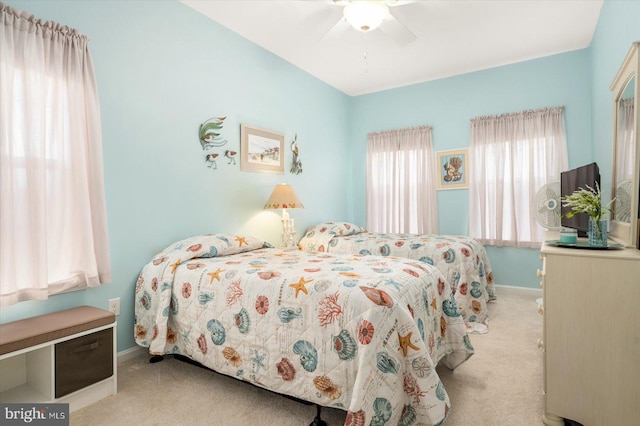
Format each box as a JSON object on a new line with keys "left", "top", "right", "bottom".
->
{"left": 264, "top": 183, "right": 304, "bottom": 249}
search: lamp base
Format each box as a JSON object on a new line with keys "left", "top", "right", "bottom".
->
{"left": 281, "top": 218, "right": 297, "bottom": 249}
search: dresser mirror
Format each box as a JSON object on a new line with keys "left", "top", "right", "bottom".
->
{"left": 610, "top": 42, "right": 640, "bottom": 248}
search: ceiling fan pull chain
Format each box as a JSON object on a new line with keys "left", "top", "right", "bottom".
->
{"left": 364, "top": 50, "right": 368, "bottom": 74}
{"left": 363, "top": 32, "right": 369, "bottom": 74}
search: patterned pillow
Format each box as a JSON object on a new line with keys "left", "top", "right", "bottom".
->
{"left": 303, "top": 222, "right": 366, "bottom": 238}
{"left": 155, "top": 233, "right": 267, "bottom": 261}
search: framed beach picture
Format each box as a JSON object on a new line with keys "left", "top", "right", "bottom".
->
{"left": 436, "top": 148, "right": 470, "bottom": 190}
{"left": 240, "top": 124, "right": 285, "bottom": 174}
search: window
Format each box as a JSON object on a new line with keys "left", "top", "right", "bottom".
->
{"left": 0, "top": 4, "right": 111, "bottom": 306}
{"left": 468, "top": 106, "right": 568, "bottom": 247}
{"left": 366, "top": 126, "right": 439, "bottom": 234}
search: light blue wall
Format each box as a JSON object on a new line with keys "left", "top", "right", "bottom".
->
{"left": 590, "top": 1, "right": 640, "bottom": 201}
{"left": 349, "top": 51, "right": 592, "bottom": 288}
{"left": 0, "top": 0, "right": 352, "bottom": 352}
{"left": 2, "top": 0, "right": 639, "bottom": 352}
{"left": 347, "top": 0, "right": 640, "bottom": 289}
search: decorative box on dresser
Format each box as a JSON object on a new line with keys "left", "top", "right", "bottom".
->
{"left": 539, "top": 234, "right": 640, "bottom": 425}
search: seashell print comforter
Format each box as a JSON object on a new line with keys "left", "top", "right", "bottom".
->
{"left": 298, "top": 223, "right": 497, "bottom": 334}
{"left": 134, "top": 234, "right": 474, "bottom": 426}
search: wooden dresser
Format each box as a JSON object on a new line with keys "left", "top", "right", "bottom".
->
{"left": 539, "top": 237, "right": 640, "bottom": 425}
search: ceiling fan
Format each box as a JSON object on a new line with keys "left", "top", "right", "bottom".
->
{"left": 318, "top": 0, "right": 418, "bottom": 46}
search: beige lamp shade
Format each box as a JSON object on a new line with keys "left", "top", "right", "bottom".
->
{"left": 264, "top": 184, "right": 304, "bottom": 210}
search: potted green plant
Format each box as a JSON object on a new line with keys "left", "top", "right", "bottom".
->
{"left": 561, "top": 183, "right": 615, "bottom": 246}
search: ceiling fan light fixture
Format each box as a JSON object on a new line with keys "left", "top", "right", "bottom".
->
{"left": 343, "top": 1, "right": 389, "bottom": 32}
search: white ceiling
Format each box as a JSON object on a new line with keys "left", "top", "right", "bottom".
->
{"left": 181, "top": 0, "right": 603, "bottom": 96}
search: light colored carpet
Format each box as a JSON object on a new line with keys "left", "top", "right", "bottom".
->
{"left": 71, "top": 286, "right": 543, "bottom": 426}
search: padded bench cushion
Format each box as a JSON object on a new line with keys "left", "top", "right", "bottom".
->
{"left": 0, "top": 306, "right": 115, "bottom": 355}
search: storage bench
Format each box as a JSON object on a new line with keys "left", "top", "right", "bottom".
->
{"left": 0, "top": 306, "right": 117, "bottom": 411}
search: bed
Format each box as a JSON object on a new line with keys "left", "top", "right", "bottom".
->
{"left": 134, "top": 233, "right": 473, "bottom": 426}
{"left": 298, "top": 223, "right": 496, "bottom": 334}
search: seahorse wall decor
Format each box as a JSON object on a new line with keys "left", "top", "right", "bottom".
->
{"left": 290, "top": 134, "right": 302, "bottom": 174}
{"left": 199, "top": 116, "right": 232, "bottom": 171}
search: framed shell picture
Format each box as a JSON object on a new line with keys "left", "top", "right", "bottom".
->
{"left": 436, "top": 148, "right": 470, "bottom": 190}
{"left": 240, "top": 124, "right": 285, "bottom": 174}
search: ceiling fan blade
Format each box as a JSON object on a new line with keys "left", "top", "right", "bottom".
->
{"left": 380, "top": 10, "right": 417, "bottom": 46}
{"left": 315, "top": 17, "right": 351, "bottom": 45}
{"left": 309, "top": 6, "right": 346, "bottom": 45}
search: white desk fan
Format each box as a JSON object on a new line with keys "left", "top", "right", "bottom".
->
{"left": 534, "top": 181, "right": 562, "bottom": 230}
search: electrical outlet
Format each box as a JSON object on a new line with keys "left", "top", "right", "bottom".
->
{"left": 108, "top": 298, "right": 120, "bottom": 316}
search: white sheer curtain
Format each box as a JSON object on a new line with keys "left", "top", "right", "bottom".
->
{"left": 0, "top": 3, "right": 111, "bottom": 306}
{"left": 468, "top": 106, "right": 568, "bottom": 248}
{"left": 366, "top": 125, "right": 439, "bottom": 234}
{"left": 615, "top": 97, "right": 635, "bottom": 182}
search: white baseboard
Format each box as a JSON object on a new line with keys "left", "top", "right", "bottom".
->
{"left": 117, "top": 346, "right": 146, "bottom": 364}
{"left": 494, "top": 283, "right": 542, "bottom": 296}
